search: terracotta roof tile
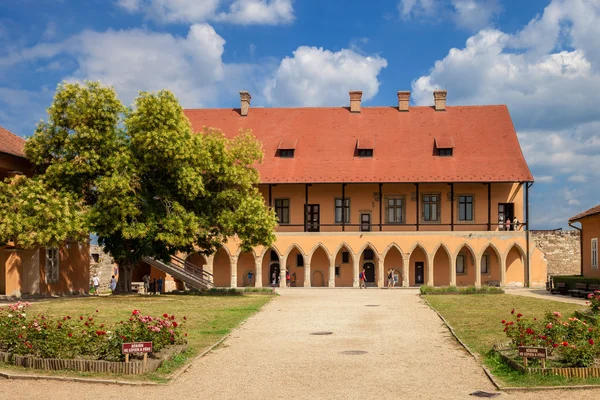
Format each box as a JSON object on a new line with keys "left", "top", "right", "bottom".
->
{"left": 0, "top": 126, "right": 26, "bottom": 158}
{"left": 569, "top": 203, "right": 600, "bottom": 222}
{"left": 184, "top": 105, "right": 533, "bottom": 184}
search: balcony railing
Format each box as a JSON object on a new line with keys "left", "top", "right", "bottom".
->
{"left": 274, "top": 222, "right": 528, "bottom": 233}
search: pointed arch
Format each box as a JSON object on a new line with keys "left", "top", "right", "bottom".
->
{"left": 382, "top": 242, "right": 404, "bottom": 258}
{"left": 480, "top": 243, "right": 502, "bottom": 286}
{"left": 332, "top": 242, "right": 355, "bottom": 258}
{"left": 356, "top": 241, "right": 379, "bottom": 257}
{"left": 431, "top": 243, "right": 452, "bottom": 259}
{"left": 408, "top": 242, "right": 429, "bottom": 286}
{"left": 505, "top": 242, "right": 526, "bottom": 287}
{"left": 432, "top": 243, "right": 452, "bottom": 287}
{"left": 506, "top": 242, "right": 526, "bottom": 259}
{"left": 455, "top": 242, "right": 478, "bottom": 259}
{"left": 308, "top": 242, "right": 330, "bottom": 261}
{"left": 284, "top": 243, "right": 307, "bottom": 260}
{"left": 408, "top": 242, "right": 429, "bottom": 255}
{"left": 235, "top": 246, "right": 260, "bottom": 258}
{"left": 481, "top": 243, "right": 502, "bottom": 261}
{"left": 260, "top": 244, "right": 283, "bottom": 260}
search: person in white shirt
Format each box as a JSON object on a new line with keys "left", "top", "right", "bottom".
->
{"left": 92, "top": 275, "right": 100, "bottom": 296}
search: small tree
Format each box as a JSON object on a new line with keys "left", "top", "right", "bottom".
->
{"left": 15, "top": 81, "right": 276, "bottom": 292}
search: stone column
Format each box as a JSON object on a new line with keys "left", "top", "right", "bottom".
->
{"left": 402, "top": 254, "right": 410, "bottom": 287}
{"left": 230, "top": 255, "right": 238, "bottom": 288}
{"left": 426, "top": 254, "right": 434, "bottom": 286}
{"left": 304, "top": 262, "right": 311, "bottom": 287}
{"left": 279, "top": 255, "right": 287, "bottom": 288}
{"left": 254, "top": 257, "right": 262, "bottom": 288}
{"left": 474, "top": 254, "right": 482, "bottom": 288}
{"left": 328, "top": 256, "right": 335, "bottom": 288}
{"left": 449, "top": 254, "right": 457, "bottom": 287}
{"left": 377, "top": 257, "right": 385, "bottom": 288}
{"left": 500, "top": 254, "right": 506, "bottom": 287}
{"left": 353, "top": 256, "right": 359, "bottom": 288}
{"left": 205, "top": 255, "right": 214, "bottom": 285}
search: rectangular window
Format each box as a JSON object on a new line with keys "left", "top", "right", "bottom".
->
{"left": 358, "top": 149, "right": 373, "bottom": 157}
{"left": 274, "top": 199, "right": 290, "bottom": 224}
{"left": 459, "top": 195, "right": 474, "bottom": 221}
{"left": 296, "top": 254, "right": 304, "bottom": 267}
{"left": 481, "top": 255, "right": 488, "bottom": 274}
{"left": 593, "top": 238, "right": 598, "bottom": 270}
{"left": 364, "top": 249, "right": 374, "bottom": 261}
{"left": 335, "top": 266, "right": 341, "bottom": 277}
{"left": 342, "top": 251, "right": 350, "bottom": 264}
{"left": 279, "top": 149, "right": 294, "bottom": 158}
{"left": 386, "top": 197, "right": 403, "bottom": 224}
{"left": 423, "top": 194, "right": 440, "bottom": 222}
{"left": 456, "top": 254, "right": 465, "bottom": 274}
{"left": 334, "top": 198, "right": 350, "bottom": 224}
{"left": 438, "top": 148, "right": 453, "bottom": 157}
{"left": 45, "top": 248, "right": 59, "bottom": 284}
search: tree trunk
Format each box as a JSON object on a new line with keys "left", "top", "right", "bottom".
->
{"left": 115, "top": 263, "right": 134, "bottom": 293}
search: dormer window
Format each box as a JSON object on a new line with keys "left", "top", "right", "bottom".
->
{"left": 278, "top": 138, "right": 298, "bottom": 158}
{"left": 356, "top": 138, "right": 375, "bottom": 158}
{"left": 434, "top": 137, "right": 454, "bottom": 157}
{"left": 279, "top": 149, "right": 294, "bottom": 158}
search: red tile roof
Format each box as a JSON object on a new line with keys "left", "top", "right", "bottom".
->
{"left": 184, "top": 105, "right": 533, "bottom": 184}
{"left": 569, "top": 204, "right": 600, "bottom": 222}
{"left": 0, "top": 126, "right": 26, "bottom": 158}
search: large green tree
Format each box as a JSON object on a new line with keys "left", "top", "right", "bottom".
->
{"left": 8, "top": 81, "right": 276, "bottom": 291}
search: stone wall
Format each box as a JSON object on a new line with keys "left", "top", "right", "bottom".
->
{"left": 531, "top": 230, "right": 580, "bottom": 277}
{"left": 89, "top": 245, "right": 118, "bottom": 292}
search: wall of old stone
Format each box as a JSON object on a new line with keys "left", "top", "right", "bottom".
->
{"left": 89, "top": 245, "right": 118, "bottom": 292}
{"left": 531, "top": 230, "right": 580, "bottom": 277}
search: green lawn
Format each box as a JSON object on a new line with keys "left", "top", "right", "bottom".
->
{"left": 0, "top": 293, "right": 273, "bottom": 382}
{"left": 424, "top": 294, "right": 600, "bottom": 387}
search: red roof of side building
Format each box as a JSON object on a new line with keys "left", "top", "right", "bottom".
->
{"left": 184, "top": 105, "right": 533, "bottom": 184}
{"left": 0, "top": 126, "right": 26, "bottom": 158}
{"left": 569, "top": 204, "right": 600, "bottom": 222}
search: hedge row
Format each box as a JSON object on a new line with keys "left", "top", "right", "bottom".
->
{"left": 552, "top": 276, "right": 600, "bottom": 290}
{"left": 419, "top": 285, "right": 504, "bottom": 295}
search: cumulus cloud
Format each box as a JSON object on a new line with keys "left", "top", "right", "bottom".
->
{"left": 263, "top": 46, "right": 387, "bottom": 106}
{"left": 398, "top": 0, "right": 500, "bottom": 30}
{"left": 115, "top": 0, "right": 294, "bottom": 25}
{"left": 411, "top": 0, "right": 600, "bottom": 227}
{"left": 535, "top": 176, "right": 554, "bottom": 183}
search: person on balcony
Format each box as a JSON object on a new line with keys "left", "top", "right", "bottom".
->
{"left": 513, "top": 216, "right": 520, "bottom": 231}
{"left": 505, "top": 217, "right": 511, "bottom": 231}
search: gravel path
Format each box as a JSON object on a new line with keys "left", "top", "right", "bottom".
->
{"left": 1, "top": 289, "right": 599, "bottom": 399}
{"left": 505, "top": 288, "right": 588, "bottom": 305}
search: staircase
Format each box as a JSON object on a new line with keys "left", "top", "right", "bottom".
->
{"left": 141, "top": 255, "right": 213, "bottom": 290}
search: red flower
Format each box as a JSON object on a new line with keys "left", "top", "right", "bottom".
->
{"left": 68, "top": 333, "right": 73, "bottom": 337}
{"left": 183, "top": 316, "right": 186, "bottom": 320}
{"left": 163, "top": 313, "right": 169, "bottom": 318}
{"left": 562, "top": 341, "right": 569, "bottom": 346}
{"left": 589, "top": 339, "right": 595, "bottom": 345}
{"left": 552, "top": 343, "right": 559, "bottom": 348}
{"left": 132, "top": 310, "right": 140, "bottom": 316}
{"left": 85, "top": 322, "right": 89, "bottom": 326}
{"left": 95, "top": 309, "right": 98, "bottom": 313}
{"left": 511, "top": 309, "right": 515, "bottom": 314}
{"left": 88, "top": 317, "right": 93, "bottom": 321}
{"left": 184, "top": 333, "right": 187, "bottom": 337}
{"left": 171, "top": 315, "right": 175, "bottom": 320}
{"left": 172, "top": 321, "right": 178, "bottom": 328}
{"left": 501, "top": 320, "right": 506, "bottom": 324}
{"left": 67, "top": 316, "right": 71, "bottom": 320}
{"left": 96, "top": 330, "right": 106, "bottom": 336}
{"left": 517, "top": 313, "right": 523, "bottom": 318}
{"left": 79, "top": 316, "right": 83, "bottom": 320}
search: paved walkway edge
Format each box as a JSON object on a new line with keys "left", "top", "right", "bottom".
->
{"left": 0, "top": 295, "right": 276, "bottom": 388}
{"left": 421, "top": 295, "right": 600, "bottom": 392}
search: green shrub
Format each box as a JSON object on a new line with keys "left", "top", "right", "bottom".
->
{"left": 421, "top": 285, "right": 504, "bottom": 295}
{"left": 553, "top": 276, "right": 600, "bottom": 291}
{"left": 464, "top": 286, "right": 477, "bottom": 294}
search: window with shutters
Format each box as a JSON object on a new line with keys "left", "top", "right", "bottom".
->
{"left": 45, "top": 248, "right": 59, "bottom": 284}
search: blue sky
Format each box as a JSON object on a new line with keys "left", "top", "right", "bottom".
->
{"left": 1, "top": 0, "right": 599, "bottom": 229}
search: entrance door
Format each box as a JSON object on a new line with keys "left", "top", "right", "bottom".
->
{"left": 269, "top": 263, "right": 280, "bottom": 286}
{"left": 360, "top": 213, "right": 371, "bottom": 232}
{"left": 305, "top": 204, "right": 320, "bottom": 232}
{"left": 498, "top": 203, "right": 515, "bottom": 230}
{"left": 414, "top": 262, "right": 424, "bottom": 285}
{"left": 364, "top": 262, "right": 375, "bottom": 283}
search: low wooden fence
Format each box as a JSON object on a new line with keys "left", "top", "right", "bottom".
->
{"left": 494, "top": 345, "right": 600, "bottom": 379}
{"left": 0, "top": 345, "right": 186, "bottom": 376}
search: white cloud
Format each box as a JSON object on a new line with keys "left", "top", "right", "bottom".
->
{"left": 42, "top": 21, "right": 57, "bottom": 41}
{"left": 535, "top": 176, "right": 554, "bottom": 183}
{"left": 263, "top": 46, "right": 387, "bottom": 106}
{"left": 398, "top": 0, "right": 500, "bottom": 30}
{"left": 115, "top": 0, "right": 294, "bottom": 25}
{"left": 412, "top": 0, "right": 600, "bottom": 227}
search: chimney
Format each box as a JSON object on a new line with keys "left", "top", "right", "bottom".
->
{"left": 240, "top": 91, "right": 251, "bottom": 116}
{"left": 433, "top": 90, "right": 447, "bottom": 111}
{"left": 349, "top": 90, "right": 362, "bottom": 113}
{"left": 398, "top": 91, "right": 410, "bottom": 112}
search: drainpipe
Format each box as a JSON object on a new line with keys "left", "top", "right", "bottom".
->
{"left": 525, "top": 182, "right": 532, "bottom": 287}
{"left": 568, "top": 222, "right": 583, "bottom": 276}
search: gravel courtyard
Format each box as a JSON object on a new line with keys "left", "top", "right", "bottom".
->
{"left": 1, "top": 289, "right": 598, "bottom": 399}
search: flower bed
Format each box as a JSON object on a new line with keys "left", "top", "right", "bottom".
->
{"left": 496, "top": 291, "right": 600, "bottom": 375}
{"left": 0, "top": 302, "right": 188, "bottom": 374}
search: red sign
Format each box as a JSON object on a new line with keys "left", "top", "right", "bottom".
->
{"left": 122, "top": 342, "right": 152, "bottom": 354}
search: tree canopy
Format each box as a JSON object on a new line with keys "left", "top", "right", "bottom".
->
{"left": 1, "top": 81, "right": 276, "bottom": 291}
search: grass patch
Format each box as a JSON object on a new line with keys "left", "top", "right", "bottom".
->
{"left": 0, "top": 293, "right": 273, "bottom": 382}
{"left": 420, "top": 285, "right": 504, "bottom": 295}
{"left": 423, "top": 294, "right": 598, "bottom": 387}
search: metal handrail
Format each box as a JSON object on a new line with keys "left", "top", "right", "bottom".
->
{"left": 171, "top": 255, "right": 214, "bottom": 278}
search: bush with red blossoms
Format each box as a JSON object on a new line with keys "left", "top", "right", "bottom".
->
{"left": 587, "top": 290, "right": 600, "bottom": 315}
{"left": 0, "top": 303, "right": 187, "bottom": 362}
{"left": 502, "top": 309, "right": 600, "bottom": 367}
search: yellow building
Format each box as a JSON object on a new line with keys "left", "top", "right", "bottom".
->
{"left": 174, "top": 90, "right": 546, "bottom": 289}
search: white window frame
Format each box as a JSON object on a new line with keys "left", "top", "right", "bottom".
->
{"left": 592, "top": 238, "right": 598, "bottom": 270}
{"left": 45, "top": 248, "right": 60, "bottom": 284}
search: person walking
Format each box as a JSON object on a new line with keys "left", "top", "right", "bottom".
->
{"left": 157, "top": 277, "right": 163, "bottom": 294}
{"left": 143, "top": 274, "right": 150, "bottom": 295}
{"left": 247, "top": 270, "right": 253, "bottom": 287}
{"left": 286, "top": 270, "right": 291, "bottom": 287}
{"left": 359, "top": 268, "right": 366, "bottom": 289}
{"left": 387, "top": 270, "right": 393, "bottom": 288}
{"left": 271, "top": 271, "right": 276, "bottom": 287}
{"left": 393, "top": 270, "right": 399, "bottom": 287}
{"left": 109, "top": 275, "right": 117, "bottom": 294}
{"left": 92, "top": 274, "right": 100, "bottom": 296}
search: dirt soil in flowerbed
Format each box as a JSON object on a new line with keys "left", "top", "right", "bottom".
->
{"left": 423, "top": 294, "right": 600, "bottom": 387}
{"left": 0, "top": 293, "right": 273, "bottom": 381}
